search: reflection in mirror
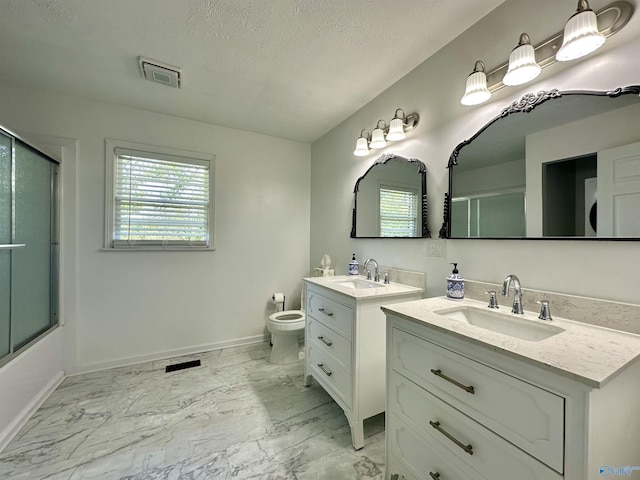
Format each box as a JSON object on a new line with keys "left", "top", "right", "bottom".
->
{"left": 352, "top": 153, "right": 429, "bottom": 238}
{"left": 443, "top": 86, "right": 640, "bottom": 239}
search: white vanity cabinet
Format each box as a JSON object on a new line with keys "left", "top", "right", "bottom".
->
{"left": 303, "top": 279, "right": 422, "bottom": 449}
{"left": 384, "top": 305, "right": 640, "bottom": 480}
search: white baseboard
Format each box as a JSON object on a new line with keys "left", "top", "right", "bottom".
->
{"left": 69, "top": 333, "right": 271, "bottom": 376}
{"left": 0, "top": 370, "right": 65, "bottom": 454}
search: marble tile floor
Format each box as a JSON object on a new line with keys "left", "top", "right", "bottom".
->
{"left": 0, "top": 342, "right": 386, "bottom": 479}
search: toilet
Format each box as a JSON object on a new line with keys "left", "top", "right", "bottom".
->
{"left": 267, "top": 293, "right": 305, "bottom": 364}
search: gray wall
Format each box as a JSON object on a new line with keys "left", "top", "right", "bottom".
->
{"left": 310, "top": 0, "right": 640, "bottom": 304}
{"left": 0, "top": 85, "right": 311, "bottom": 373}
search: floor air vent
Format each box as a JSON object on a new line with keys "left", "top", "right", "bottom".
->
{"left": 139, "top": 57, "right": 182, "bottom": 88}
{"left": 165, "top": 359, "right": 201, "bottom": 373}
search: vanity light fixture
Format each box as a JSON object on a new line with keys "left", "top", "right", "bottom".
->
{"left": 369, "top": 120, "right": 388, "bottom": 149}
{"left": 556, "top": 0, "right": 605, "bottom": 61}
{"left": 460, "top": 0, "right": 633, "bottom": 106}
{"left": 386, "top": 109, "right": 408, "bottom": 141}
{"left": 353, "top": 130, "right": 371, "bottom": 157}
{"left": 460, "top": 61, "right": 492, "bottom": 106}
{"left": 352, "top": 109, "right": 420, "bottom": 156}
{"left": 503, "top": 33, "right": 541, "bottom": 86}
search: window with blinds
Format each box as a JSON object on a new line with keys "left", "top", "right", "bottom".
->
{"left": 379, "top": 185, "right": 418, "bottom": 237}
{"left": 106, "top": 140, "right": 214, "bottom": 249}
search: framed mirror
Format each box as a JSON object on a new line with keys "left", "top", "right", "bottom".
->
{"left": 441, "top": 85, "right": 640, "bottom": 239}
{"left": 352, "top": 153, "right": 430, "bottom": 238}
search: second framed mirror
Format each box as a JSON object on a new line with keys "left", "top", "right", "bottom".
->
{"left": 352, "top": 153, "right": 429, "bottom": 238}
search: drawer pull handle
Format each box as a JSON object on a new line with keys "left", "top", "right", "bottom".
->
{"left": 317, "top": 363, "right": 332, "bottom": 376}
{"left": 317, "top": 336, "right": 333, "bottom": 347}
{"left": 429, "top": 420, "right": 473, "bottom": 455}
{"left": 318, "top": 308, "right": 334, "bottom": 317}
{"left": 430, "top": 369, "right": 475, "bottom": 394}
{"left": 429, "top": 473, "right": 441, "bottom": 480}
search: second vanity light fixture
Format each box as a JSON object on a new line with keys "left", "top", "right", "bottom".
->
{"left": 502, "top": 33, "right": 541, "bottom": 87}
{"left": 353, "top": 109, "right": 419, "bottom": 156}
{"left": 460, "top": 0, "right": 633, "bottom": 106}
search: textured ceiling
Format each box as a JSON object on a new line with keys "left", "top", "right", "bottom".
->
{"left": 0, "top": 0, "right": 505, "bottom": 142}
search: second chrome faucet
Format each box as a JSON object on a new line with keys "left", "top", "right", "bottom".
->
{"left": 498, "top": 274, "right": 553, "bottom": 320}
{"left": 502, "top": 274, "right": 524, "bottom": 314}
{"left": 364, "top": 258, "right": 380, "bottom": 282}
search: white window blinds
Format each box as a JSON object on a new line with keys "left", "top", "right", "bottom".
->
{"left": 379, "top": 185, "right": 418, "bottom": 237}
{"left": 113, "top": 148, "right": 211, "bottom": 247}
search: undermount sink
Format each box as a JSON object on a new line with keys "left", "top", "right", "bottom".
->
{"left": 434, "top": 305, "right": 565, "bottom": 342}
{"left": 332, "top": 278, "right": 385, "bottom": 290}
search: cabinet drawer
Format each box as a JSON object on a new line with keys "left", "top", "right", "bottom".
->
{"left": 390, "top": 327, "right": 564, "bottom": 473}
{"left": 308, "top": 342, "right": 352, "bottom": 407}
{"left": 306, "top": 290, "right": 352, "bottom": 340}
{"left": 308, "top": 318, "right": 351, "bottom": 372}
{"left": 389, "top": 372, "right": 563, "bottom": 480}
{"left": 388, "top": 413, "right": 481, "bottom": 480}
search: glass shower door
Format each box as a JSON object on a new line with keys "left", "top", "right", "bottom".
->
{"left": 0, "top": 132, "right": 11, "bottom": 357}
{"left": 0, "top": 129, "right": 58, "bottom": 365}
{"left": 0, "top": 251, "right": 9, "bottom": 358}
{"left": 12, "top": 144, "right": 57, "bottom": 348}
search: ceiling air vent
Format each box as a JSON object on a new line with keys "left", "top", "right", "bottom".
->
{"left": 138, "top": 57, "right": 182, "bottom": 88}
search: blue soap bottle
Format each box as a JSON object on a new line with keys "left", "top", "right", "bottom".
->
{"left": 349, "top": 253, "right": 359, "bottom": 276}
{"left": 447, "top": 263, "right": 464, "bottom": 300}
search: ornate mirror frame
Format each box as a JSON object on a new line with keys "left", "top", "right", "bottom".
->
{"left": 352, "top": 153, "right": 430, "bottom": 238}
{"left": 439, "top": 85, "right": 640, "bottom": 240}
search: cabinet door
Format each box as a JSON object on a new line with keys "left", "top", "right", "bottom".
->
{"left": 388, "top": 413, "right": 481, "bottom": 480}
{"left": 391, "top": 327, "right": 564, "bottom": 472}
{"left": 306, "top": 288, "right": 353, "bottom": 339}
{"left": 308, "top": 318, "right": 351, "bottom": 371}
{"left": 389, "top": 372, "right": 562, "bottom": 480}
{"left": 308, "top": 341, "right": 352, "bottom": 407}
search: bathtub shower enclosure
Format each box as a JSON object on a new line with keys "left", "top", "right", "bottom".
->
{"left": 0, "top": 126, "right": 59, "bottom": 367}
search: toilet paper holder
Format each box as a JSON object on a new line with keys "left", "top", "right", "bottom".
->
{"left": 272, "top": 292, "right": 286, "bottom": 311}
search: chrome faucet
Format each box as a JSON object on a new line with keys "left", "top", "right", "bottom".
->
{"left": 485, "top": 290, "right": 499, "bottom": 309}
{"left": 364, "top": 258, "right": 380, "bottom": 282}
{"left": 501, "top": 274, "right": 524, "bottom": 314}
{"left": 537, "top": 300, "right": 553, "bottom": 321}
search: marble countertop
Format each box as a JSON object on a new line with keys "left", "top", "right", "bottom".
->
{"left": 304, "top": 275, "right": 424, "bottom": 301}
{"left": 381, "top": 296, "right": 640, "bottom": 388}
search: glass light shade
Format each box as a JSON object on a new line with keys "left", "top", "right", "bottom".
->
{"left": 386, "top": 117, "right": 406, "bottom": 141}
{"left": 461, "top": 71, "right": 491, "bottom": 106}
{"left": 556, "top": 9, "right": 605, "bottom": 61}
{"left": 369, "top": 128, "right": 387, "bottom": 149}
{"left": 353, "top": 136, "right": 369, "bottom": 156}
{"left": 503, "top": 43, "right": 541, "bottom": 86}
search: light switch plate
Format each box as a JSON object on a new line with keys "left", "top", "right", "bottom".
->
{"left": 427, "top": 238, "right": 446, "bottom": 258}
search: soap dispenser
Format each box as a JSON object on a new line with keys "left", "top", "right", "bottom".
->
{"left": 447, "top": 263, "right": 464, "bottom": 300}
{"left": 349, "top": 253, "right": 359, "bottom": 276}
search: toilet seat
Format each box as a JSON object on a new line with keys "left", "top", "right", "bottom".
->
{"left": 268, "top": 310, "right": 305, "bottom": 332}
{"left": 269, "top": 311, "right": 304, "bottom": 323}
